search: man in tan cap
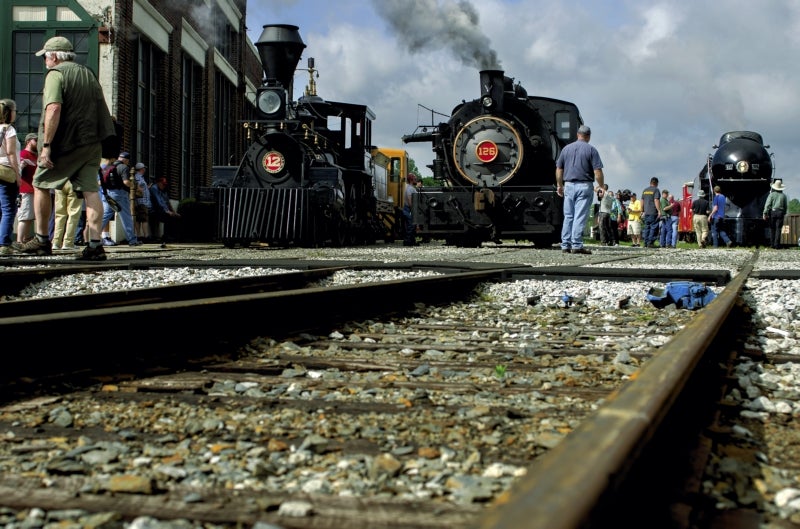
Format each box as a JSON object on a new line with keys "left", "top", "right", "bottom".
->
{"left": 14, "top": 36, "right": 116, "bottom": 260}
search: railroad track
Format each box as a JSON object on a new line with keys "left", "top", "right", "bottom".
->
{"left": 0, "top": 255, "right": 755, "bottom": 528}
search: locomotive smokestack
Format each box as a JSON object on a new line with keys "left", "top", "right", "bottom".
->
{"left": 480, "top": 70, "right": 504, "bottom": 113}
{"left": 256, "top": 24, "right": 307, "bottom": 95}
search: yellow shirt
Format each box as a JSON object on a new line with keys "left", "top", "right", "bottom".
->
{"left": 627, "top": 199, "right": 643, "bottom": 222}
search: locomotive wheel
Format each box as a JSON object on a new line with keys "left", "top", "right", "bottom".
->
{"left": 331, "top": 216, "right": 348, "bottom": 247}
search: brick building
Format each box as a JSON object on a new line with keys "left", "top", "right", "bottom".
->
{"left": 0, "top": 0, "right": 263, "bottom": 206}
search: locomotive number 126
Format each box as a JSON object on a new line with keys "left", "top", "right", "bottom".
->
{"left": 475, "top": 140, "right": 498, "bottom": 163}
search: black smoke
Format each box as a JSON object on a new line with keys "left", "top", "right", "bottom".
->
{"left": 371, "top": 0, "right": 501, "bottom": 70}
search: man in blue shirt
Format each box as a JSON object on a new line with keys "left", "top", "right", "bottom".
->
{"left": 149, "top": 176, "right": 181, "bottom": 247}
{"left": 555, "top": 125, "right": 605, "bottom": 254}
{"left": 708, "top": 185, "right": 732, "bottom": 248}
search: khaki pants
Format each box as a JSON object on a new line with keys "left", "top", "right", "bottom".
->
{"left": 53, "top": 180, "right": 83, "bottom": 248}
{"left": 693, "top": 215, "right": 709, "bottom": 246}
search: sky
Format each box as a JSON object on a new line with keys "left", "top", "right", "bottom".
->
{"left": 243, "top": 0, "right": 800, "bottom": 199}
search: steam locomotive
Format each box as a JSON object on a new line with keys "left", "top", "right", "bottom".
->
{"left": 683, "top": 130, "right": 776, "bottom": 246}
{"left": 403, "top": 70, "right": 584, "bottom": 247}
{"left": 209, "top": 24, "right": 408, "bottom": 247}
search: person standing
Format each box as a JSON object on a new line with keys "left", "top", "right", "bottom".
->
{"left": 555, "top": 125, "right": 604, "bottom": 254}
{"left": 101, "top": 152, "right": 140, "bottom": 246}
{"left": 668, "top": 192, "right": 680, "bottom": 248}
{"left": 763, "top": 179, "right": 788, "bottom": 249}
{"left": 597, "top": 184, "right": 613, "bottom": 245}
{"left": 708, "top": 185, "right": 733, "bottom": 248}
{"left": 626, "top": 192, "right": 643, "bottom": 246}
{"left": 691, "top": 189, "right": 710, "bottom": 247}
{"left": 14, "top": 36, "right": 116, "bottom": 260}
{"left": 402, "top": 173, "right": 418, "bottom": 246}
{"left": 0, "top": 99, "right": 22, "bottom": 254}
{"left": 133, "top": 162, "right": 151, "bottom": 241}
{"left": 641, "top": 177, "right": 662, "bottom": 248}
{"left": 659, "top": 188, "right": 672, "bottom": 248}
{"left": 16, "top": 133, "right": 38, "bottom": 247}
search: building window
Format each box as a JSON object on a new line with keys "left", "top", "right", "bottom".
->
{"left": 12, "top": 31, "right": 90, "bottom": 137}
{"left": 213, "top": 71, "right": 234, "bottom": 166}
{"left": 136, "top": 37, "right": 161, "bottom": 177}
{"left": 214, "top": 7, "right": 235, "bottom": 64}
{"left": 181, "top": 55, "right": 202, "bottom": 197}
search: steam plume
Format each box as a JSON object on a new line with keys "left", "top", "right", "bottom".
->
{"left": 372, "top": 0, "right": 501, "bottom": 70}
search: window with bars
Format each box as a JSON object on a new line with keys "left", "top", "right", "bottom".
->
{"left": 213, "top": 72, "right": 234, "bottom": 166}
{"left": 136, "top": 37, "right": 161, "bottom": 178}
{"left": 181, "top": 54, "right": 203, "bottom": 197}
{"left": 12, "top": 30, "right": 90, "bottom": 137}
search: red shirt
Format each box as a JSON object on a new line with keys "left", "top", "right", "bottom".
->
{"left": 19, "top": 147, "right": 36, "bottom": 194}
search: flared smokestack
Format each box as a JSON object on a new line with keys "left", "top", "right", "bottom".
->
{"left": 256, "top": 24, "right": 306, "bottom": 94}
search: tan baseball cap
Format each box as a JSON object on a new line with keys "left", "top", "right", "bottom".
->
{"left": 35, "top": 36, "right": 73, "bottom": 56}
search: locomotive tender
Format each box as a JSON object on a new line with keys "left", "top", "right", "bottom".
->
{"left": 403, "top": 70, "right": 584, "bottom": 247}
{"left": 209, "top": 24, "right": 408, "bottom": 247}
{"left": 686, "top": 131, "right": 776, "bottom": 246}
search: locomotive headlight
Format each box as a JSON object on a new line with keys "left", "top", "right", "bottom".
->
{"left": 736, "top": 160, "right": 750, "bottom": 173}
{"left": 257, "top": 88, "right": 286, "bottom": 118}
{"left": 481, "top": 96, "right": 494, "bottom": 109}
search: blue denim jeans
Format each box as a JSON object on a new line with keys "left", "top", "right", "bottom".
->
{"left": 669, "top": 216, "right": 679, "bottom": 247}
{"left": 0, "top": 181, "right": 19, "bottom": 246}
{"left": 560, "top": 181, "right": 594, "bottom": 250}
{"left": 710, "top": 217, "right": 731, "bottom": 247}
{"left": 402, "top": 205, "right": 415, "bottom": 243}
{"left": 643, "top": 214, "right": 659, "bottom": 247}
{"left": 659, "top": 217, "right": 672, "bottom": 247}
{"left": 102, "top": 188, "right": 138, "bottom": 243}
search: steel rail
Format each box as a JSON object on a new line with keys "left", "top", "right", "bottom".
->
{"left": 0, "top": 268, "right": 519, "bottom": 379}
{"left": 477, "top": 261, "right": 754, "bottom": 529}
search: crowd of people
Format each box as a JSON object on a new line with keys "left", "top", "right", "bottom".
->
{"left": 0, "top": 37, "right": 180, "bottom": 261}
{"left": 556, "top": 126, "right": 791, "bottom": 253}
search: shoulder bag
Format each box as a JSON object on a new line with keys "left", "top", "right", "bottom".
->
{"left": 0, "top": 126, "right": 18, "bottom": 184}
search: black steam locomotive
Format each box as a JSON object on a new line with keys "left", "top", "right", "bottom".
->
{"left": 403, "top": 70, "right": 584, "bottom": 247}
{"left": 693, "top": 130, "right": 775, "bottom": 246}
{"left": 209, "top": 24, "right": 406, "bottom": 247}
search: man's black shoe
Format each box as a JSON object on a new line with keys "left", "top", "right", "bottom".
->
{"left": 571, "top": 248, "right": 592, "bottom": 255}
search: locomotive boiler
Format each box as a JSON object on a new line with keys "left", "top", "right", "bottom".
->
{"left": 402, "top": 70, "right": 584, "bottom": 247}
{"left": 692, "top": 130, "right": 776, "bottom": 246}
{"left": 209, "top": 24, "right": 407, "bottom": 247}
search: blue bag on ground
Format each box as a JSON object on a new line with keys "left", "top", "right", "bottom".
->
{"left": 646, "top": 281, "right": 716, "bottom": 310}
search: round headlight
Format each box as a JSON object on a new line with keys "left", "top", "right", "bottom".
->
{"left": 735, "top": 160, "right": 749, "bottom": 173}
{"left": 481, "top": 96, "right": 494, "bottom": 109}
{"left": 258, "top": 90, "right": 282, "bottom": 115}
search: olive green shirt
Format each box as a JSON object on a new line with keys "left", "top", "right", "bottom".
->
{"left": 763, "top": 191, "right": 787, "bottom": 216}
{"left": 40, "top": 61, "right": 114, "bottom": 156}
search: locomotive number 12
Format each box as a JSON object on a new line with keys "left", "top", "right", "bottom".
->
{"left": 263, "top": 151, "right": 286, "bottom": 174}
{"left": 475, "top": 140, "right": 498, "bottom": 163}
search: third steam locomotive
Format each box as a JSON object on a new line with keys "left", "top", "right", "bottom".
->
{"left": 689, "top": 130, "right": 776, "bottom": 246}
